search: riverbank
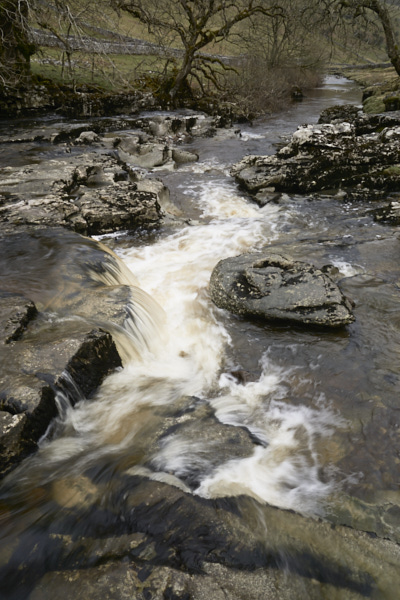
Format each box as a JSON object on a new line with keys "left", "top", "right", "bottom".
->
{"left": 334, "top": 62, "right": 400, "bottom": 112}
{"left": 1, "top": 61, "right": 397, "bottom": 122}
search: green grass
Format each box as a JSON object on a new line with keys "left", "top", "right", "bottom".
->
{"left": 31, "top": 48, "right": 169, "bottom": 92}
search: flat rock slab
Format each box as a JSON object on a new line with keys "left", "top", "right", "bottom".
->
{"left": 0, "top": 153, "right": 164, "bottom": 236}
{"left": 210, "top": 253, "right": 355, "bottom": 328}
{"left": 10, "top": 478, "right": 400, "bottom": 600}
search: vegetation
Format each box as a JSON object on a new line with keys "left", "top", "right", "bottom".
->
{"left": 332, "top": 1, "right": 400, "bottom": 76}
{"left": 0, "top": 0, "right": 35, "bottom": 90}
{"left": 1, "top": 0, "right": 400, "bottom": 114}
{"left": 110, "top": 0, "right": 290, "bottom": 103}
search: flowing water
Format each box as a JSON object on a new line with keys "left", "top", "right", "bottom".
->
{"left": 1, "top": 76, "right": 400, "bottom": 597}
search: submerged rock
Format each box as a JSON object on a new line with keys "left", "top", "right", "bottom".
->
{"left": 134, "top": 397, "right": 258, "bottom": 489}
{"left": 210, "top": 253, "right": 355, "bottom": 328}
{"left": 7, "top": 477, "right": 399, "bottom": 600}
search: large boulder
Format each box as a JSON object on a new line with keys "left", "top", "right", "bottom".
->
{"left": 209, "top": 253, "right": 355, "bottom": 328}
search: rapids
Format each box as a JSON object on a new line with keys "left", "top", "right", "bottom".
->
{"left": 2, "top": 76, "right": 400, "bottom": 598}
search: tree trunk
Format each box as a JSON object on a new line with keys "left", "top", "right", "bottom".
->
{"left": 365, "top": 0, "right": 400, "bottom": 77}
{"left": 0, "top": 0, "right": 35, "bottom": 90}
{"left": 169, "top": 49, "right": 195, "bottom": 102}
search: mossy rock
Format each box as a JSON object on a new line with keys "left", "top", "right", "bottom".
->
{"left": 382, "top": 164, "right": 400, "bottom": 176}
{"left": 383, "top": 94, "right": 400, "bottom": 111}
{"left": 363, "top": 94, "right": 385, "bottom": 114}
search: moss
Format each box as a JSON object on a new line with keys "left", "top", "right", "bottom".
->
{"left": 382, "top": 165, "right": 400, "bottom": 176}
{"left": 363, "top": 94, "right": 386, "bottom": 114}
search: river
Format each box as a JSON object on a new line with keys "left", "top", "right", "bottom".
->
{"left": 1, "top": 76, "right": 400, "bottom": 599}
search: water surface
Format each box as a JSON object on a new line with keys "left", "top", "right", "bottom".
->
{"left": 1, "top": 76, "right": 400, "bottom": 598}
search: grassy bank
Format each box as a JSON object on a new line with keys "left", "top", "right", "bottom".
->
{"left": 334, "top": 63, "right": 400, "bottom": 113}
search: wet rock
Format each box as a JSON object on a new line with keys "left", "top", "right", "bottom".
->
{"left": 19, "top": 479, "right": 400, "bottom": 600}
{"left": 171, "top": 148, "right": 199, "bottom": 164}
{"left": 74, "top": 131, "right": 100, "bottom": 145}
{"left": 67, "top": 182, "right": 162, "bottom": 235}
{"left": 373, "top": 199, "right": 400, "bottom": 225}
{"left": 231, "top": 115, "right": 400, "bottom": 196}
{"left": 115, "top": 135, "right": 198, "bottom": 169}
{"left": 328, "top": 492, "right": 400, "bottom": 545}
{"left": 29, "top": 560, "right": 350, "bottom": 600}
{"left": 51, "top": 475, "right": 101, "bottom": 509}
{"left": 0, "top": 411, "right": 30, "bottom": 476}
{"left": 0, "top": 154, "right": 164, "bottom": 236}
{"left": 0, "top": 327, "right": 121, "bottom": 479}
{"left": 133, "top": 113, "right": 219, "bottom": 140}
{"left": 138, "top": 398, "right": 258, "bottom": 488}
{"left": 117, "top": 139, "right": 170, "bottom": 169}
{"left": 134, "top": 178, "right": 179, "bottom": 216}
{"left": 318, "top": 103, "right": 360, "bottom": 124}
{"left": 0, "top": 229, "right": 152, "bottom": 478}
{"left": 209, "top": 252, "right": 355, "bottom": 327}
{"left": 0, "top": 292, "right": 37, "bottom": 343}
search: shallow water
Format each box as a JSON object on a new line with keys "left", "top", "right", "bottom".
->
{"left": 1, "top": 76, "right": 400, "bottom": 597}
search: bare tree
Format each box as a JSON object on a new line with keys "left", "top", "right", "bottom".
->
{"left": 112, "top": 0, "right": 285, "bottom": 102}
{"left": 319, "top": 0, "right": 400, "bottom": 75}
{"left": 0, "top": 0, "right": 36, "bottom": 90}
{"left": 0, "top": 0, "right": 136, "bottom": 91}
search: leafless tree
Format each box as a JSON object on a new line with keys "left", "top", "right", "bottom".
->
{"left": 0, "top": 0, "right": 35, "bottom": 89}
{"left": 318, "top": 0, "right": 400, "bottom": 75}
{"left": 112, "top": 0, "right": 285, "bottom": 102}
{"left": 0, "top": 0, "right": 130, "bottom": 91}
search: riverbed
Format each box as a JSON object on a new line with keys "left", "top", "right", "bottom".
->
{"left": 1, "top": 76, "right": 400, "bottom": 599}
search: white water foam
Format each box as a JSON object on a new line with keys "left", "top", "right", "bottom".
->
{"left": 25, "top": 177, "right": 341, "bottom": 516}
{"left": 109, "top": 179, "right": 339, "bottom": 515}
{"left": 195, "top": 354, "right": 339, "bottom": 514}
{"left": 329, "top": 259, "right": 363, "bottom": 278}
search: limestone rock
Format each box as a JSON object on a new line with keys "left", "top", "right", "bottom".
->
{"left": 17, "top": 479, "right": 400, "bottom": 600}
{"left": 0, "top": 230, "right": 146, "bottom": 478}
{"left": 74, "top": 131, "right": 100, "bottom": 145}
{"left": 171, "top": 147, "right": 199, "bottom": 164}
{"left": 0, "top": 328, "right": 121, "bottom": 479}
{"left": 210, "top": 253, "right": 355, "bottom": 328}
{"left": 0, "top": 292, "right": 37, "bottom": 343}
{"left": 373, "top": 199, "right": 400, "bottom": 225}
{"left": 0, "top": 154, "right": 164, "bottom": 236}
{"left": 118, "top": 139, "right": 170, "bottom": 169}
{"left": 132, "top": 113, "right": 219, "bottom": 140}
{"left": 231, "top": 113, "right": 400, "bottom": 197}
